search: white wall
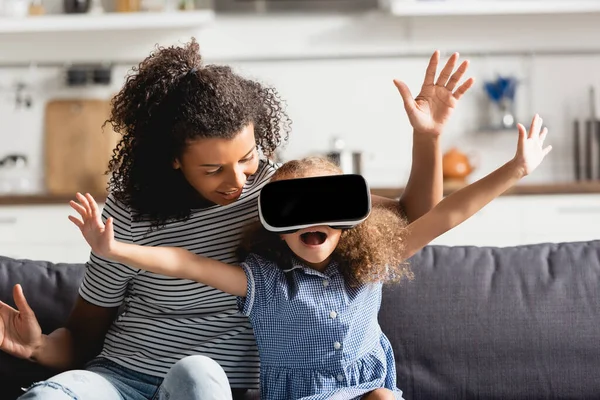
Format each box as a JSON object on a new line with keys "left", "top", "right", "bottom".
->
{"left": 1, "top": 10, "right": 600, "bottom": 190}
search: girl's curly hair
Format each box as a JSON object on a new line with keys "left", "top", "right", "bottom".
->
{"left": 105, "top": 37, "right": 291, "bottom": 225}
{"left": 238, "top": 157, "right": 413, "bottom": 286}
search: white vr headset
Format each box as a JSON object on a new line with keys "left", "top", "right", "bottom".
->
{"left": 258, "top": 174, "right": 372, "bottom": 233}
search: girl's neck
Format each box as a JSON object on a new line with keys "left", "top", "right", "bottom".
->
{"left": 295, "top": 255, "right": 332, "bottom": 272}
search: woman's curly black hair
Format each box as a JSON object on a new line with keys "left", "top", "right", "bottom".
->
{"left": 237, "top": 157, "right": 413, "bottom": 287}
{"left": 105, "top": 37, "right": 291, "bottom": 226}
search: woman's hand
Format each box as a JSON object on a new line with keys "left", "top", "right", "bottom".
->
{"left": 0, "top": 284, "right": 43, "bottom": 360}
{"left": 512, "top": 114, "right": 552, "bottom": 176}
{"left": 394, "top": 51, "right": 474, "bottom": 137}
{"left": 69, "top": 192, "right": 115, "bottom": 259}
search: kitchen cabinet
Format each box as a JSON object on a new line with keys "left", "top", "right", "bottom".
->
{"left": 0, "top": 10, "right": 214, "bottom": 34}
{"left": 0, "top": 194, "right": 598, "bottom": 263}
{"left": 431, "top": 194, "right": 600, "bottom": 247}
{"left": 385, "top": 0, "right": 600, "bottom": 17}
{"left": 0, "top": 204, "right": 96, "bottom": 263}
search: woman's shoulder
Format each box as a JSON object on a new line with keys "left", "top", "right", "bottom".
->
{"left": 102, "top": 193, "right": 133, "bottom": 222}
{"left": 247, "top": 158, "right": 280, "bottom": 188}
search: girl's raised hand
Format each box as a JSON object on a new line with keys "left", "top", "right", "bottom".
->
{"left": 68, "top": 193, "right": 115, "bottom": 258}
{"left": 513, "top": 114, "right": 552, "bottom": 176}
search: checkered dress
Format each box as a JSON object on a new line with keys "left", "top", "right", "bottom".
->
{"left": 238, "top": 254, "right": 404, "bottom": 400}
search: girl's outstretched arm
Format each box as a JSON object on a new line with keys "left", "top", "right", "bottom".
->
{"left": 402, "top": 114, "right": 552, "bottom": 260}
{"left": 68, "top": 193, "right": 247, "bottom": 297}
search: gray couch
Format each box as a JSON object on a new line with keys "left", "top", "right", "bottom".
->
{"left": 1, "top": 240, "right": 599, "bottom": 399}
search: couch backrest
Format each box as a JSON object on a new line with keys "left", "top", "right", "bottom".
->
{"left": 1, "top": 241, "right": 600, "bottom": 399}
{"left": 0, "top": 256, "right": 84, "bottom": 334}
{"left": 380, "top": 240, "right": 600, "bottom": 399}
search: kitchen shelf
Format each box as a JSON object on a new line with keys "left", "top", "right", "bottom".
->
{"left": 386, "top": 1, "right": 600, "bottom": 17}
{"left": 0, "top": 10, "right": 214, "bottom": 33}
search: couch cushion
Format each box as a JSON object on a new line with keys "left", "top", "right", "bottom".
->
{"left": 380, "top": 240, "right": 600, "bottom": 399}
{"left": 0, "top": 255, "right": 85, "bottom": 334}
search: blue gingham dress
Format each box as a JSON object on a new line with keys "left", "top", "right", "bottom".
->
{"left": 238, "top": 254, "right": 404, "bottom": 400}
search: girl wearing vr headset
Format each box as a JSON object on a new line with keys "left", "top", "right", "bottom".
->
{"left": 69, "top": 113, "right": 550, "bottom": 400}
{"left": 4, "top": 39, "right": 475, "bottom": 400}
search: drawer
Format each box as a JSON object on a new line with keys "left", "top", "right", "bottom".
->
{"left": 430, "top": 197, "right": 525, "bottom": 246}
{"left": 0, "top": 204, "right": 104, "bottom": 245}
{"left": 522, "top": 232, "right": 600, "bottom": 246}
{"left": 520, "top": 194, "right": 600, "bottom": 236}
{"left": 0, "top": 243, "right": 90, "bottom": 264}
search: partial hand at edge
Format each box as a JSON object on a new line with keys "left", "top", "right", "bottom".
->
{"left": 0, "top": 284, "right": 43, "bottom": 361}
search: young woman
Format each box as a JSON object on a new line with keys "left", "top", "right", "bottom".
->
{"left": 0, "top": 38, "right": 474, "bottom": 400}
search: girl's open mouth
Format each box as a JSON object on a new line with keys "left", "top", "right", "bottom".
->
{"left": 300, "top": 231, "right": 328, "bottom": 246}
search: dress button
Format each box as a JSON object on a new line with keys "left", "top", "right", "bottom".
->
{"left": 329, "top": 311, "right": 337, "bottom": 319}
{"left": 322, "top": 280, "right": 329, "bottom": 287}
{"left": 333, "top": 341, "right": 341, "bottom": 350}
{"left": 336, "top": 374, "right": 344, "bottom": 382}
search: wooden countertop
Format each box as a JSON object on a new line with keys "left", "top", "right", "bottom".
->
{"left": 0, "top": 181, "right": 599, "bottom": 206}
{"left": 370, "top": 181, "right": 600, "bottom": 199}
{"left": 0, "top": 193, "right": 108, "bottom": 206}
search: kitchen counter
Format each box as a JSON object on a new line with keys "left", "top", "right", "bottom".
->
{"left": 0, "top": 193, "right": 108, "bottom": 206}
{"left": 0, "top": 182, "right": 599, "bottom": 206}
{"left": 371, "top": 181, "right": 600, "bottom": 199}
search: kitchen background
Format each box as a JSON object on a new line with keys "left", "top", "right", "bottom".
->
{"left": 0, "top": 0, "right": 599, "bottom": 262}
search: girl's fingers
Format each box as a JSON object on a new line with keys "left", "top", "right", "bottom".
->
{"left": 517, "top": 123, "right": 527, "bottom": 145}
{"left": 75, "top": 192, "right": 92, "bottom": 216}
{"left": 85, "top": 193, "right": 101, "bottom": 222}
{"left": 68, "top": 215, "right": 84, "bottom": 230}
{"left": 69, "top": 200, "right": 88, "bottom": 218}
{"left": 528, "top": 114, "right": 542, "bottom": 138}
{"left": 105, "top": 217, "right": 114, "bottom": 235}
{"left": 539, "top": 127, "right": 548, "bottom": 144}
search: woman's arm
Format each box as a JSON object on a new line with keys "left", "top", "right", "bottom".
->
{"left": 402, "top": 115, "right": 551, "bottom": 259}
{"left": 68, "top": 193, "right": 248, "bottom": 297}
{"left": 0, "top": 284, "right": 117, "bottom": 370}
{"left": 374, "top": 51, "right": 474, "bottom": 222}
{"left": 33, "top": 298, "right": 118, "bottom": 369}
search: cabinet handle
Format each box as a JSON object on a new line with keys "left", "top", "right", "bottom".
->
{"left": 557, "top": 207, "right": 600, "bottom": 214}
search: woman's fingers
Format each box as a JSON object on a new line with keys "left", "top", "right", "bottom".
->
{"left": 435, "top": 52, "right": 459, "bottom": 87}
{"left": 422, "top": 50, "right": 440, "bottom": 87}
{"left": 445, "top": 59, "right": 469, "bottom": 91}
{"left": 452, "top": 77, "right": 475, "bottom": 100}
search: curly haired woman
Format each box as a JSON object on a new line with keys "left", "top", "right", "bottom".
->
{"left": 1, "top": 38, "right": 474, "bottom": 400}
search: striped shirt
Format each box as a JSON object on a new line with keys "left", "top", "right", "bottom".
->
{"left": 79, "top": 159, "right": 279, "bottom": 388}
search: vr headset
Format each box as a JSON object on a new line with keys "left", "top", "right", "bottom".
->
{"left": 258, "top": 174, "right": 372, "bottom": 233}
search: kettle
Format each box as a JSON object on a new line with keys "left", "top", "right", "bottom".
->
{"left": 442, "top": 147, "right": 477, "bottom": 181}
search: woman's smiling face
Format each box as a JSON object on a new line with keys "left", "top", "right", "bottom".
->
{"left": 173, "top": 123, "right": 259, "bottom": 206}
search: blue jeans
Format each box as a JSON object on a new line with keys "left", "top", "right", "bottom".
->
{"left": 18, "top": 356, "right": 233, "bottom": 400}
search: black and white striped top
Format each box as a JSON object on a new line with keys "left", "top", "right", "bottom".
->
{"left": 79, "top": 159, "right": 279, "bottom": 388}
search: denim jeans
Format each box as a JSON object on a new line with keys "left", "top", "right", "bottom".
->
{"left": 18, "top": 355, "right": 234, "bottom": 400}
